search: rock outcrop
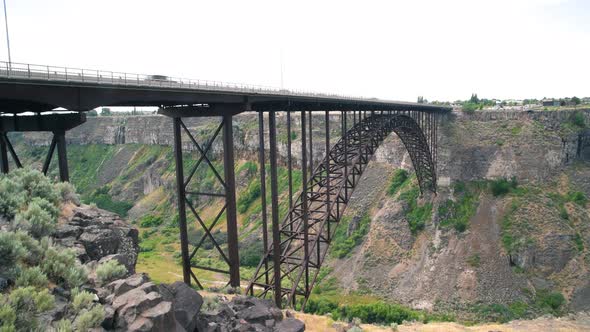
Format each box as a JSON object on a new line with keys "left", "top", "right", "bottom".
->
{"left": 51, "top": 205, "right": 306, "bottom": 331}
{"left": 54, "top": 205, "right": 139, "bottom": 274}
{"left": 197, "top": 295, "right": 305, "bottom": 332}
{"left": 98, "top": 273, "right": 203, "bottom": 331}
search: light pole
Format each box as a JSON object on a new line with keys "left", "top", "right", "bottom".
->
{"left": 3, "top": 0, "right": 10, "bottom": 69}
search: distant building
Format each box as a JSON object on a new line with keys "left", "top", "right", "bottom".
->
{"left": 542, "top": 99, "right": 560, "bottom": 107}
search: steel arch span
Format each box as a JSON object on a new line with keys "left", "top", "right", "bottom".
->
{"left": 246, "top": 111, "right": 437, "bottom": 308}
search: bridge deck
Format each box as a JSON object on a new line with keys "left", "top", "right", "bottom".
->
{"left": 0, "top": 61, "right": 451, "bottom": 114}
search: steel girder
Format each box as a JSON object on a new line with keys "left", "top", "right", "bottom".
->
{"left": 246, "top": 111, "right": 437, "bottom": 308}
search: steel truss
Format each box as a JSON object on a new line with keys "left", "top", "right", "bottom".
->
{"left": 246, "top": 110, "right": 437, "bottom": 308}
{"left": 170, "top": 115, "right": 241, "bottom": 289}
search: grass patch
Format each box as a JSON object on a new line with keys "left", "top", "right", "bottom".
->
{"left": 399, "top": 183, "right": 432, "bottom": 234}
{"left": 139, "top": 215, "right": 164, "bottom": 228}
{"left": 438, "top": 181, "right": 480, "bottom": 232}
{"left": 472, "top": 290, "right": 565, "bottom": 323}
{"left": 304, "top": 296, "right": 454, "bottom": 325}
{"left": 83, "top": 186, "right": 133, "bottom": 217}
{"left": 330, "top": 213, "right": 371, "bottom": 259}
{"left": 490, "top": 177, "right": 518, "bottom": 197}
{"left": 237, "top": 179, "right": 261, "bottom": 214}
{"left": 466, "top": 253, "right": 481, "bottom": 268}
{"left": 387, "top": 169, "right": 409, "bottom": 196}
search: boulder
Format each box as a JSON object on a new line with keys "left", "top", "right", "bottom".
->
{"left": 103, "top": 274, "right": 207, "bottom": 332}
{"left": 196, "top": 294, "right": 306, "bottom": 332}
{"left": 275, "top": 318, "right": 305, "bottom": 332}
{"left": 158, "top": 281, "right": 203, "bottom": 331}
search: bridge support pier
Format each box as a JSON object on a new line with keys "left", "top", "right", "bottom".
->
{"left": 160, "top": 105, "right": 243, "bottom": 289}
{"left": 0, "top": 112, "right": 85, "bottom": 181}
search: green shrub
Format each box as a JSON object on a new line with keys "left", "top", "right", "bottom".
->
{"left": 11, "top": 168, "right": 59, "bottom": 205}
{"left": 15, "top": 267, "right": 48, "bottom": 289}
{"left": 387, "top": 169, "right": 409, "bottom": 196}
{"left": 0, "top": 177, "right": 23, "bottom": 219}
{"left": 41, "top": 246, "right": 87, "bottom": 289}
{"left": 535, "top": 290, "right": 565, "bottom": 312}
{"left": 237, "top": 180, "right": 261, "bottom": 213}
{"left": 74, "top": 305, "right": 104, "bottom": 331}
{"left": 399, "top": 186, "right": 432, "bottom": 234}
{"left": 239, "top": 240, "right": 264, "bottom": 267}
{"left": 330, "top": 213, "right": 371, "bottom": 258}
{"left": 490, "top": 177, "right": 518, "bottom": 197}
{"left": 30, "top": 197, "right": 59, "bottom": 220}
{"left": 438, "top": 184, "right": 479, "bottom": 232}
{"left": 462, "top": 102, "right": 479, "bottom": 114}
{"left": 85, "top": 186, "right": 133, "bottom": 217}
{"left": 0, "top": 232, "right": 26, "bottom": 277}
{"left": 13, "top": 232, "right": 43, "bottom": 266}
{"left": 95, "top": 260, "right": 127, "bottom": 285}
{"left": 4, "top": 287, "right": 54, "bottom": 331}
{"left": 304, "top": 298, "right": 438, "bottom": 325}
{"left": 71, "top": 290, "right": 95, "bottom": 313}
{"left": 53, "top": 318, "right": 73, "bottom": 332}
{"left": 15, "top": 201, "right": 56, "bottom": 238}
{"left": 139, "top": 215, "right": 164, "bottom": 228}
{"left": 570, "top": 111, "right": 586, "bottom": 128}
{"left": 566, "top": 191, "right": 587, "bottom": 206}
{"left": 0, "top": 304, "right": 16, "bottom": 331}
{"left": 54, "top": 182, "right": 80, "bottom": 205}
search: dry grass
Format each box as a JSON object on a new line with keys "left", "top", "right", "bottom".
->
{"left": 293, "top": 311, "right": 590, "bottom": 332}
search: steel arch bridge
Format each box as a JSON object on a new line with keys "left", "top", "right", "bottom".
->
{"left": 245, "top": 111, "right": 437, "bottom": 308}
{"left": 0, "top": 61, "right": 450, "bottom": 310}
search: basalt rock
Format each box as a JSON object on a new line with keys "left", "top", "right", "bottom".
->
{"left": 54, "top": 205, "right": 139, "bottom": 274}
{"left": 101, "top": 274, "right": 203, "bottom": 332}
{"left": 196, "top": 295, "right": 305, "bottom": 332}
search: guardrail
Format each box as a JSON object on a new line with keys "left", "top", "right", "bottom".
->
{"left": 0, "top": 61, "right": 368, "bottom": 101}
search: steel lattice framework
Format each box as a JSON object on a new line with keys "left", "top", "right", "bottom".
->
{"left": 246, "top": 110, "right": 437, "bottom": 308}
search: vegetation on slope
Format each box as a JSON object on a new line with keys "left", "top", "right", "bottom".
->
{"left": 0, "top": 169, "right": 121, "bottom": 331}
{"left": 399, "top": 181, "right": 432, "bottom": 234}
{"left": 438, "top": 181, "right": 481, "bottom": 232}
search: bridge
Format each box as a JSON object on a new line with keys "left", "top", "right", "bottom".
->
{"left": 0, "top": 61, "right": 451, "bottom": 308}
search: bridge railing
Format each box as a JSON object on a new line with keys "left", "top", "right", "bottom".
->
{"left": 0, "top": 61, "right": 366, "bottom": 101}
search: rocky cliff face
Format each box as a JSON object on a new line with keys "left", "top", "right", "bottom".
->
{"left": 23, "top": 109, "right": 590, "bottom": 183}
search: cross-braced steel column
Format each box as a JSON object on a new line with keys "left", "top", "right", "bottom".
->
{"left": 162, "top": 106, "right": 242, "bottom": 290}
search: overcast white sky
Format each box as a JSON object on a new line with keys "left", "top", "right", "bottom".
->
{"left": 2, "top": 0, "right": 589, "bottom": 102}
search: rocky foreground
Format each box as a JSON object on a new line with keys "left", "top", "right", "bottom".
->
{"left": 52, "top": 205, "right": 305, "bottom": 332}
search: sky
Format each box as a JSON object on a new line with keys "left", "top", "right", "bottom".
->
{"left": 2, "top": 0, "right": 589, "bottom": 102}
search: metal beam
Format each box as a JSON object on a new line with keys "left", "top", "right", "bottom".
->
{"left": 268, "top": 111, "right": 282, "bottom": 307}
{"left": 0, "top": 112, "right": 86, "bottom": 132}
{"left": 55, "top": 131, "right": 69, "bottom": 182}
{"left": 0, "top": 133, "right": 8, "bottom": 173}
{"left": 172, "top": 117, "right": 192, "bottom": 285}
{"left": 223, "top": 114, "right": 241, "bottom": 287}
